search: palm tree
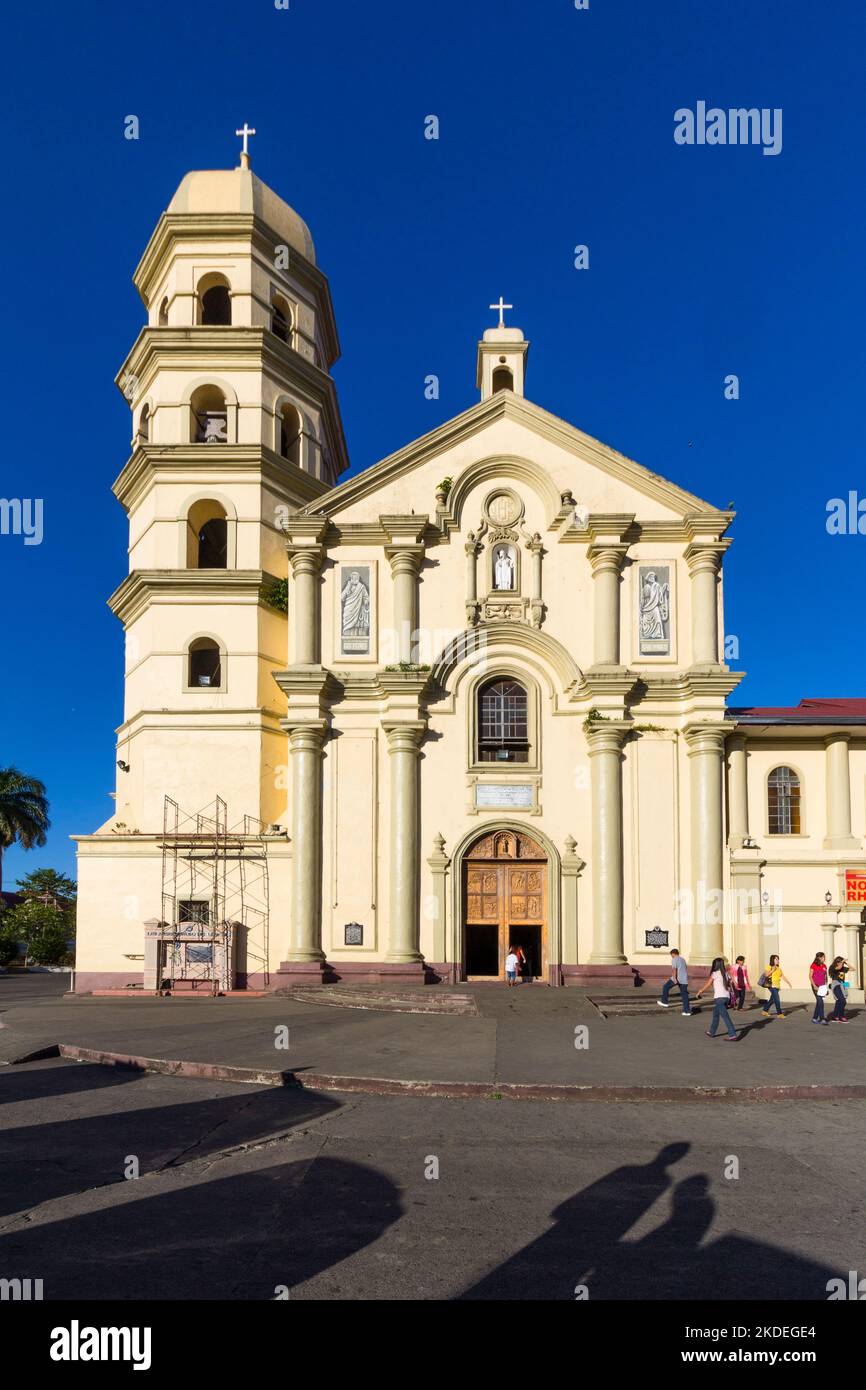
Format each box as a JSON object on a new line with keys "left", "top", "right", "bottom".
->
{"left": 0, "top": 768, "right": 50, "bottom": 894}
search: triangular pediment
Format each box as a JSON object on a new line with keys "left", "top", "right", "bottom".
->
{"left": 300, "top": 391, "right": 728, "bottom": 526}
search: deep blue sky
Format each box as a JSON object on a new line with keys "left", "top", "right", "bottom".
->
{"left": 2, "top": 0, "right": 864, "bottom": 882}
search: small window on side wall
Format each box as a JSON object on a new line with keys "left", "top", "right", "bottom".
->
{"left": 768, "top": 766, "right": 801, "bottom": 834}
{"left": 188, "top": 639, "right": 222, "bottom": 689}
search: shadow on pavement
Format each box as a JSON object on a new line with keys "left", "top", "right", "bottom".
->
{"left": 0, "top": 1073, "right": 340, "bottom": 1217}
{"left": 458, "top": 1143, "right": 838, "bottom": 1300}
{"left": 0, "top": 1154, "right": 401, "bottom": 1299}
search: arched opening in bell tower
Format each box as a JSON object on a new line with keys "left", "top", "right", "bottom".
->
{"left": 190, "top": 385, "right": 229, "bottom": 444}
{"left": 197, "top": 274, "right": 232, "bottom": 326}
{"left": 492, "top": 365, "right": 513, "bottom": 393}
{"left": 186, "top": 499, "right": 228, "bottom": 569}
{"left": 278, "top": 402, "right": 303, "bottom": 466}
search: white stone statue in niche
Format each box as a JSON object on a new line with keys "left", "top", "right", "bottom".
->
{"left": 493, "top": 545, "right": 516, "bottom": 591}
{"left": 639, "top": 566, "right": 670, "bottom": 654}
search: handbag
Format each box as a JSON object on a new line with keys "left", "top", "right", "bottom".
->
{"left": 757, "top": 970, "right": 771, "bottom": 989}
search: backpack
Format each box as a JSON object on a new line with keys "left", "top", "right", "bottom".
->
{"left": 757, "top": 970, "right": 771, "bottom": 989}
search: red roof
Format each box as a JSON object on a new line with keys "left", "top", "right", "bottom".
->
{"left": 730, "top": 698, "right": 866, "bottom": 723}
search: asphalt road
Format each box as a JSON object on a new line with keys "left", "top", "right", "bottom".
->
{"left": 1, "top": 1056, "right": 863, "bottom": 1301}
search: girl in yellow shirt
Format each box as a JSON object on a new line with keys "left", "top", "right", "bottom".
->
{"left": 761, "top": 954, "right": 791, "bottom": 1018}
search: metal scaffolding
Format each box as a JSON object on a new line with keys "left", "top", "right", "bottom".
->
{"left": 157, "top": 796, "right": 270, "bottom": 993}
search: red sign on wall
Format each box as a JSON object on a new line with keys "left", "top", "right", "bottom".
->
{"left": 844, "top": 870, "right": 866, "bottom": 904}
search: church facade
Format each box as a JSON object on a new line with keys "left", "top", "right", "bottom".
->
{"left": 73, "top": 153, "right": 866, "bottom": 1001}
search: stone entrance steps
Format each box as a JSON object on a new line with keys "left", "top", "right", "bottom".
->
{"left": 282, "top": 984, "right": 478, "bottom": 1015}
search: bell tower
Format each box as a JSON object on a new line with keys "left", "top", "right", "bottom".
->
{"left": 107, "top": 135, "right": 349, "bottom": 832}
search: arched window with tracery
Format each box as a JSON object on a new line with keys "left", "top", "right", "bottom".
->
{"left": 478, "top": 678, "right": 529, "bottom": 763}
{"left": 768, "top": 766, "right": 801, "bottom": 835}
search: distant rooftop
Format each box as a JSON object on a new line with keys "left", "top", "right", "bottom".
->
{"left": 729, "top": 698, "right": 866, "bottom": 725}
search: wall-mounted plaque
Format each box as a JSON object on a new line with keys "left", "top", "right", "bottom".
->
{"left": 638, "top": 564, "right": 671, "bottom": 656}
{"left": 645, "top": 926, "right": 669, "bottom": 949}
{"left": 339, "top": 565, "right": 372, "bottom": 657}
{"left": 344, "top": 922, "right": 364, "bottom": 945}
{"left": 475, "top": 783, "right": 533, "bottom": 810}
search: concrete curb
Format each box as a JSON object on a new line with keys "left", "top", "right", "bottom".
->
{"left": 37, "top": 1045, "right": 866, "bottom": 1103}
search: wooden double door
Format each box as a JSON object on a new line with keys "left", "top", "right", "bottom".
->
{"left": 464, "top": 830, "right": 547, "bottom": 981}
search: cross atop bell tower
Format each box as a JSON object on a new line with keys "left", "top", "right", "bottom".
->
{"left": 477, "top": 297, "right": 529, "bottom": 400}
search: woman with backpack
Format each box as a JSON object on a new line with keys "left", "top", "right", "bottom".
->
{"left": 828, "top": 957, "right": 850, "bottom": 1022}
{"left": 760, "top": 954, "right": 791, "bottom": 1018}
{"left": 694, "top": 957, "right": 739, "bottom": 1041}
{"left": 809, "top": 952, "right": 829, "bottom": 1024}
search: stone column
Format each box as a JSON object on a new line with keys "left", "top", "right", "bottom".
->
{"left": 426, "top": 833, "right": 449, "bottom": 975}
{"left": 529, "top": 534, "right": 544, "bottom": 628}
{"left": 285, "top": 723, "right": 326, "bottom": 963}
{"left": 387, "top": 548, "right": 423, "bottom": 664}
{"left": 727, "top": 733, "right": 750, "bottom": 847}
{"left": 586, "top": 724, "right": 627, "bottom": 964}
{"left": 385, "top": 722, "right": 425, "bottom": 965}
{"left": 844, "top": 925, "right": 862, "bottom": 991}
{"left": 561, "top": 834, "right": 586, "bottom": 978}
{"left": 589, "top": 546, "right": 627, "bottom": 667}
{"left": 821, "top": 921, "right": 837, "bottom": 964}
{"left": 824, "top": 733, "right": 859, "bottom": 850}
{"left": 685, "top": 726, "right": 726, "bottom": 964}
{"left": 464, "top": 534, "right": 480, "bottom": 625}
{"left": 685, "top": 543, "right": 724, "bottom": 666}
{"left": 289, "top": 548, "right": 322, "bottom": 665}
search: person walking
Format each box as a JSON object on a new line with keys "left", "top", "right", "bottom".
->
{"left": 515, "top": 945, "right": 530, "bottom": 985}
{"left": 657, "top": 948, "right": 692, "bottom": 1016}
{"left": 760, "top": 954, "right": 791, "bottom": 1018}
{"left": 828, "top": 957, "right": 850, "bottom": 1022}
{"left": 733, "top": 955, "right": 751, "bottom": 1010}
{"left": 809, "top": 952, "right": 829, "bottom": 1025}
{"left": 505, "top": 946, "right": 519, "bottom": 989}
{"left": 695, "top": 958, "right": 739, "bottom": 1041}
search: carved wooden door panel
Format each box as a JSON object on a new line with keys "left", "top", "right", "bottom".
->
{"left": 464, "top": 832, "right": 547, "bottom": 980}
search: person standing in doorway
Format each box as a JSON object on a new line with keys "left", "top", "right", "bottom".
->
{"left": 733, "top": 955, "right": 751, "bottom": 1010}
{"left": 761, "top": 954, "right": 791, "bottom": 1018}
{"left": 809, "top": 952, "right": 829, "bottom": 1025}
{"left": 828, "top": 957, "right": 850, "bottom": 1022}
{"left": 516, "top": 944, "right": 529, "bottom": 985}
{"left": 505, "top": 946, "right": 519, "bottom": 989}
{"left": 695, "top": 958, "right": 739, "bottom": 1041}
{"left": 657, "top": 949, "right": 691, "bottom": 1016}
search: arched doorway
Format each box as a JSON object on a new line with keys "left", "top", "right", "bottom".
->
{"left": 464, "top": 828, "right": 547, "bottom": 980}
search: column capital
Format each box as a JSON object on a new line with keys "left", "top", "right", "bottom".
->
{"left": 288, "top": 546, "right": 324, "bottom": 578}
{"left": 726, "top": 731, "right": 748, "bottom": 754}
{"left": 684, "top": 723, "right": 727, "bottom": 756}
{"left": 824, "top": 730, "right": 852, "bottom": 748}
{"left": 385, "top": 545, "right": 424, "bottom": 577}
{"left": 285, "top": 720, "right": 328, "bottom": 752}
{"left": 588, "top": 543, "right": 629, "bottom": 577}
{"left": 585, "top": 720, "right": 627, "bottom": 756}
{"left": 383, "top": 720, "right": 426, "bottom": 752}
{"left": 684, "top": 540, "right": 728, "bottom": 576}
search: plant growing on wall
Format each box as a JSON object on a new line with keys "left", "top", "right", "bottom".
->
{"left": 264, "top": 578, "right": 288, "bottom": 613}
